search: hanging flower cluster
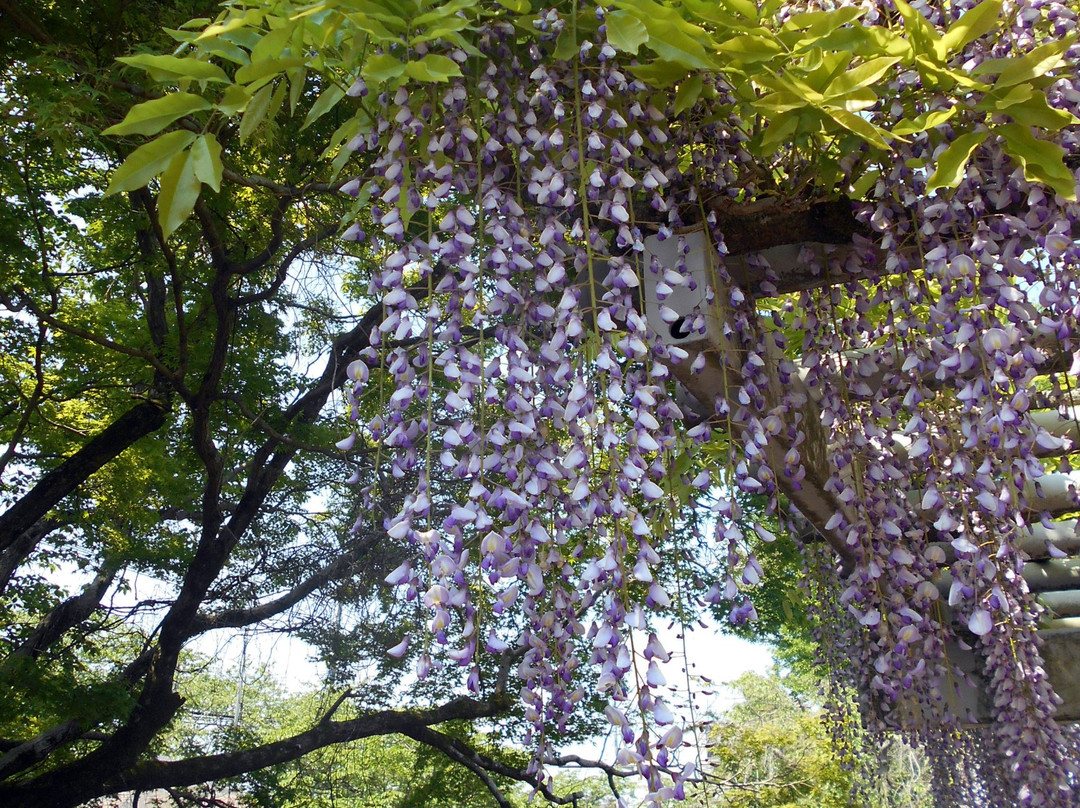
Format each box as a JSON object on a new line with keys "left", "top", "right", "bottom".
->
{"left": 327, "top": 0, "right": 1080, "bottom": 803}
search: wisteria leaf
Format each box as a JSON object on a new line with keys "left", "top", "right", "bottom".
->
{"left": 157, "top": 147, "right": 202, "bottom": 238}
{"left": 673, "top": 75, "right": 703, "bottom": 116}
{"left": 891, "top": 106, "right": 956, "bottom": 136}
{"left": 925, "top": 130, "right": 987, "bottom": 193}
{"left": 189, "top": 134, "right": 223, "bottom": 193}
{"left": 103, "top": 93, "right": 211, "bottom": 137}
{"left": 998, "top": 123, "right": 1078, "bottom": 201}
{"left": 936, "top": 0, "right": 1002, "bottom": 59}
{"left": 605, "top": 10, "right": 649, "bottom": 54}
{"left": 117, "top": 54, "right": 229, "bottom": 83}
{"left": 362, "top": 54, "right": 407, "bottom": 83}
{"left": 104, "top": 129, "right": 198, "bottom": 196}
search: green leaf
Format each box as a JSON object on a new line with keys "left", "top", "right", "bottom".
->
{"left": 239, "top": 83, "right": 274, "bottom": 142}
{"left": 783, "top": 6, "right": 865, "bottom": 35}
{"left": 628, "top": 60, "right": 689, "bottom": 87}
{"left": 925, "top": 130, "right": 987, "bottom": 193}
{"left": 757, "top": 109, "right": 805, "bottom": 152}
{"left": 997, "top": 123, "right": 1078, "bottom": 201}
{"left": 680, "top": 0, "right": 744, "bottom": 27}
{"left": 362, "top": 54, "right": 407, "bottom": 83}
{"left": 103, "top": 93, "right": 211, "bottom": 137}
{"left": 861, "top": 26, "right": 914, "bottom": 60}
{"left": 553, "top": 25, "right": 578, "bottom": 60}
{"left": 189, "top": 134, "right": 223, "bottom": 193}
{"left": 402, "top": 54, "right": 463, "bottom": 82}
{"left": 716, "top": 0, "right": 758, "bottom": 20}
{"left": 217, "top": 84, "right": 252, "bottom": 116}
{"left": 104, "top": 130, "right": 198, "bottom": 196}
{"left": 714, "top": 34, "right": 784, "bottom": 63}
{"left": 674, "top": 74, "right": 703, "bottom": 116}
{"left": 197, "top": 11, "right": 265, "bottom": 41}
{"left": 823, "top": 107, "right": 891, "bottom": 149}
{"left": 754, "top": 90, "right": 811, "bottom": 114}
{"left": 235, "top": 57, "right": 308, "bottom": 86}
{"left": 157, "top": 147, "right": 202, "bottom": 238}
{"left": 850, "top": 168, "right": 881, "bottom": 198}
{"left": 824, "top": 57, "right": 899, "bottom": 98}
{"left": 892, "top": 0, "right": 942, "bottom": 59}
{"left": 614, "top": 0, "right": 715, "bottom": 69}
{"left": 936, "top": 0, "right": 1002, "bottom": 60}
{"left": 412, "top": 0, "right": 478, "bottom": 27}
{"left": 300, "top": 83, "right": 346, "bottom": 131}
{"left": 348, "top": 12, "right": 408, "bottom": 44}
{"left": 605, "top": 10, "right": 649, "bottom": 55}
{"left": 288, "top": 67, "right": 308, "bottom": 114}
{"left": 116, "top": 54, "right": 229, "bottom": 83}
{"left": 995, "top": 38, "right": 1076, "bottom": 88}
{"left": 914, "top": 56, "right": 987, "bottom": 90}
{"left": 891, "top": 106, "right": 956, "bottom": 136}
{"left": 494, "top": 0, "right": 530, "bottom": 11}
{"left": 995, "top": 94, "right": 1080, "bottom": 131}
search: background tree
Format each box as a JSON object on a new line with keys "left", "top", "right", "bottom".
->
{"left": 695, "top": 671, "right": 932, "bottom": 808}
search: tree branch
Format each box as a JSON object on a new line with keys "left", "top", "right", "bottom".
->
{"left": 0, "top": 401, "right": 168, "bottom": 558}
{"left": 6, "top": 562, "right": 120, "bottom": 660}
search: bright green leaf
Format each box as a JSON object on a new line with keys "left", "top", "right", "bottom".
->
{"left": 758, "top": 109, "right": 806, "bottom": 152}
{"left": 412, "top": 0, "right": 478, "bottom": 27}
{"left": 217, "top": 84, "right": 252, "bottom": 116}
{"left": 362, "top": 53, "right": 407, "bottom": 83}
{"left": 628, "top": 60, "right": 689, "bottom": 87}
{"left": 995, "top": 94, "right": 1080, "bottom": 131}
{"left": 288, "top": 66, "right": 308, "bottom": 114}
{"left": 998, "top": 123, "right": 1078, "bottom": 201}
{"left": 850, "top": 168, "right": 881, "bottom": 198}
{"left": 116, "top": 54, "right": 229, "bottom": 83}
{"left": 103, "top": 93, "right": 211, "bottom": 137}
{"left": 891, "top": 106, "right": 957, "bottom": 136}
{"left": 495, "top": 0, "right": 530, "bottom": 11}
{"left": 239, "top": 83, "right": 274, "bottom": 142}
{"left": 402, "top": 54, "right": 463, "bottom": 82}
{"left": 925, "top": 130, "right": 987, "bottom": 193}
{"left": 157, "top": 147, "right": 202, "bottom": 238}
{"left": 861, "top": 26, "right": 914, "bottom": 60}
{"left": 824, "top": 107, "right": 891, "bottom": 149}
{"left": 674, "top": 75, "right": 703, "bottom": 116}
{"left": 235, "top": 57, "right": 307, "bottom": 86}
{"left": 197, "top": 12, "right": 263, "bottom": 41}
{"left": 995, "top": 37, "right": 1076, "bottom": 88}
{"left": 936, "top": 0, "right": 1002, "bottom": 60}
{"left": 714, "top": 34, "right": 784, "bottom": 63}
{"left": 892, "top": 0, "right": 942, "bottom": 60}
{"left": 753, "top": 91, "right": 811, "bottom": 114}
{"left": 784, "top": 6, "right": 865, "bottom": 35}
{"left": 825, "top": 56, "right": 899, "bottom": 97}
{"left": 605, "top": 10, "right": 649, "bottom": 55}
{"left": 301, "top": 83, "right": 346, "bottom": 131}
{"left": 104, "top": 130, "right": 198, "bottom": 196}
{"left": 189, "top": 134, "right": 223, "bottom": 193}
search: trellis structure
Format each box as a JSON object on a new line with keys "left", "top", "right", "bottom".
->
{"left": 640, "top": 222, "right": 1080, "bottom": 725}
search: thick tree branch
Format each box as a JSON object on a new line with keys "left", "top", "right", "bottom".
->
{"left": 7, "top": 563, "right": 119, "bottom": 660}
{"left": 67, "top": 697, "right": 508, "bottom": 800}
{"left": 0, "top": 401, "right": 168, "bottom": 556}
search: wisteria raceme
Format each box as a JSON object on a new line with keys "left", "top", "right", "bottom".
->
{"left": 327, "top": 0, "right": 1080, "bottom": 804}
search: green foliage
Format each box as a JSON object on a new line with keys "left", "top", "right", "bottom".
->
{"left": 693, "top": 671, "right": 933, "bottom": 808}
{"left": 98, "top": 0, "right": 1078, "bottom": 244}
